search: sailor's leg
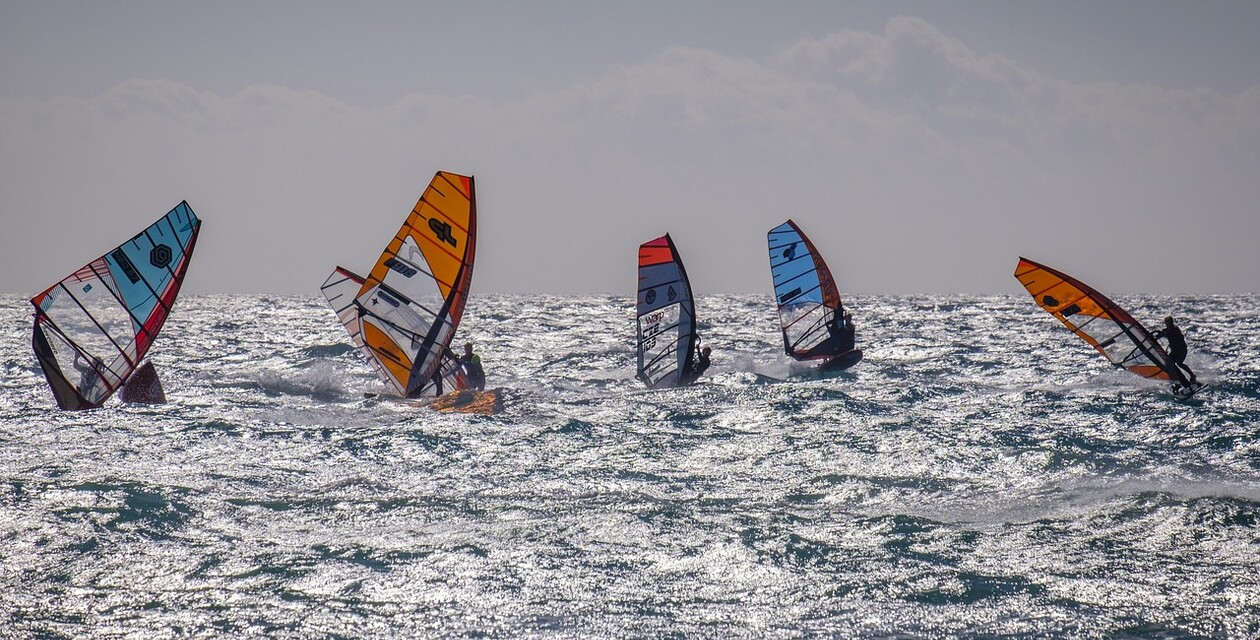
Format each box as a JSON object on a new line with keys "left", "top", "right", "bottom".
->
{"left": 1164, "top": 361, "right": 1190, "bottom": 387}
{"left": 1177, "top": 362, "right": 1197, "bottom": 384}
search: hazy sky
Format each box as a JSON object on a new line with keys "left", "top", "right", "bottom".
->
{"left": 3, "top": 1, "right": 1258, "bottom": 296}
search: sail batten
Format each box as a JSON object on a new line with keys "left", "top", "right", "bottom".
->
{"left": 321, "top": 171, "right": 475, "bottom": 398}
{"left": 31, "top": 202, "right": 201, "bottom": 410}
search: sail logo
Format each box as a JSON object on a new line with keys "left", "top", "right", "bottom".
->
{"left": 375, "top": 289, "right": 404, "bottom": 308}
{"left": 428, "top": 218, "right": 458, "bottom": 248}
{"left": 638, "top": 303, "right": 680, "bottom": 354}
{"left": 150, "top": 244, "right": 172, "bottom": 269}
{"left": 110, "top": 249, "right": 142, "bottom": 284}
{"left": 640, "top": 314, "right": 665, "bottom": 352}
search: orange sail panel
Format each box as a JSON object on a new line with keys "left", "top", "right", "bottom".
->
{"left": 1014, "top": 257, "right": 1170, "bottom": 380}
{"left": 321, "top": 172, "right": 475, "bottom": 397}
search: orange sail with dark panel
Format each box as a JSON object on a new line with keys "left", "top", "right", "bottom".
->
{"left": 1014, "top": 257, "right": 1171, "bottom": 380}
{"left": 320, "top": 172, "right": 475, "bottom": 397}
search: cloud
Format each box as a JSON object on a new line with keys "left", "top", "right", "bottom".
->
{"left": 2, "top": 17, "right": 1257, "bottom": 295}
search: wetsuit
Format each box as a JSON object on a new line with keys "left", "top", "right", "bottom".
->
{"left": 832, "top": 313, "right": 856, "bottom": 353}
{"left": 1156, "top": 324, "right": 1196, "bottom": 385}
{"left": 462, "top": 352, "right": 485, "bottom": 391}
{"left": 681, "top": 349, "right": 710, "bottom": 386}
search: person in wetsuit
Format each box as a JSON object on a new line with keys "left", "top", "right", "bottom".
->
{"left": 681, "top": 343, "right": 711, "bottom": 386}
{"left": 832, "top": 308, "right": 856, "bottom": 353}
{"left": 1154, "top": 315, "right": 1196, "bottom": 386}
{"left": 460, "top": 342, "right": 485, "bottom": 391}
{"left": 73, "top": 353, "right": 104, "bottom": 397}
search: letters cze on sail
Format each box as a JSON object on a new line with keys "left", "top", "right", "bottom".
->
{"left": 636, "top": 234, "right": 697, "bottom": 388}
{"left": 321, "top": 172, "right": 474, "bottom": 397}
{"left": 1014, "top": 257, "right": 1171, "bottom": 381}
{"left": 767, "top": 219, "right": 859, "bottom": 367}
{"left": 31, "top": 202, "right": 201, "bottom": 410}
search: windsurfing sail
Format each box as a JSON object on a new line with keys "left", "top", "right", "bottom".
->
{"left": 1014, "top": 257, "right": 1172, "bottom": 380}
{"left": 767, "top": 219, "right": 850, "bottom": 361}
{"left": 635, "top": 234, "right": 697, "bottom": 388}
{"left": 30, "top": 202, "right": 201, "bottom": 410}
{"left": 320, "top": 171, "right": 475, "bottom": 397}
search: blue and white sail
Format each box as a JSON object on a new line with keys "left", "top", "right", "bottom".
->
{"left": 767, "top": 219, "right": 854, "bottom": 362}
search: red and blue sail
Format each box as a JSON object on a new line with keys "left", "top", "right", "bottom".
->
{"left": 767, "top": 219, "right": 851, "bottom": 362}
{"left": 31, "top": 202, "right": 201, "bottom": 410}
{"left": 635, "top": 234, "right": 697, "bottom": 388}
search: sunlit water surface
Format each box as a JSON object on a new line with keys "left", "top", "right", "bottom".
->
{"left": 1, "top": 294, "right": 1258, "bottom": 638}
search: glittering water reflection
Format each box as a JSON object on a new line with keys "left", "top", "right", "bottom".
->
{"left": 0, "top": 294, "right": 1257, "bottom": 637}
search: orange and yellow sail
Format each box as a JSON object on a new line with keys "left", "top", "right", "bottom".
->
{"left": 321, "top": 172, "right": 475, "bottom": 397}
{"left": 1014, "top": 257, "right": 1170, "bottom": 380}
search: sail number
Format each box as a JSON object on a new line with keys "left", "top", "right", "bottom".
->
{"left": 384, "top": 257, "right": 417, "bottom": 278}
{"left": 639, "top": 304, "right": 679, "bottom": 353}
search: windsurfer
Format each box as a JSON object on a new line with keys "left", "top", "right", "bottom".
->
{"left": 832, "top": 309, "right": 856, "bottom": 353}
{"left": 460, "top": 342, "right": 485, "bottom": 391}
{"left": 682, "top": 343, "right": 711, "bottom": 386}
{"left": 428, "top": 365, "right": 446, "bottom": 396}
{"left": 74, "top": 353, "right": 104, "bottom": 396}
{"left": 1154, "top": 316, "right": 1197, "bottom": 386}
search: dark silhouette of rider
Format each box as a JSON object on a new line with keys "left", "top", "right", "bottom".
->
{"left": 681, "top": 343, "right": 711, "bottom": 386}
{"left": 1154, "top": 315, "right": 1196, "bottom": 386}
{"left": 73, "top": 353, "right": 105, "bottom": 396}
{"left": 424, "top": 358, "right": 447, "bottom": 397}
{"left": 460, "top": 342, "right": 485, "bottom": 391}
{"left": 832, "top": 309, "right": 856, "bottom": 353}
{"left": 414, "top": 347, "right": 460, "bottom": 397}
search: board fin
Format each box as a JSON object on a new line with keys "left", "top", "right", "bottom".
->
{"left": 119, "top": 360, "right": 167, "bottom": 404}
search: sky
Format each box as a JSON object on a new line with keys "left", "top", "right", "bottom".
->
{"left": 2, "top": 1, "right": 1259, "bottom": 296}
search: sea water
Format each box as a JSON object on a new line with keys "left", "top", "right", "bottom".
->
{"left": 1, "top": 294, "right": 1257, "bottom": 638}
